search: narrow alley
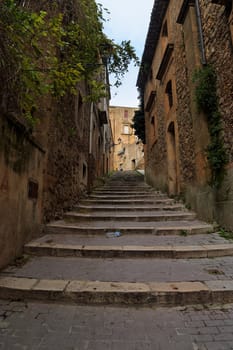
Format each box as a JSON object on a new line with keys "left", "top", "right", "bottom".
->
{"left": 1, "top": 171, "right": 233, "bottom": 349}
{"left": 1, "top": 0, "right": 233, "bottom": 348}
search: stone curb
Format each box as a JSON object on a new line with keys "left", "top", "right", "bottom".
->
{"left": 1, "top": 277, "right": 233, "bottom": 306}
{"left": 24, "top": 243, "right": 233, "bottom": 259}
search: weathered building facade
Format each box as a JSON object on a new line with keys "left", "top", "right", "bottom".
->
{"left": 109, "top": 106, "right": 144, "bottom": 171}
{"left": 0, "top": 0, "right": 113, "bottom": 268}
{"left": 137, "top": 0, "right": 233, "bottom": 229}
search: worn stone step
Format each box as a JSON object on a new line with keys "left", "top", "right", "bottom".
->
{"left": 45, "top": 220, "right": 213, "bottom": 236}
{"left": 23, "top": 232, "right": 227, "bottom": 248}
{"left": 81, "top": 198, "right": 175, "bottom": 205}
{"left": 94, "top": 186, "right": 154, "bottom": 190}
{"left": 1, "top": 276, "right": 233, "bottom": 306}
{"left": 24, "top": 241, "right": 233, "bottom": 259}
{"left": 92, "top": 188, "right": 158, "bottom": 193}
{"left": 89, "top": 193, "right": 166, "bottom": 199}
{"left": 3, "top": 255, "right": 233, "bottom": 282}
{"left": 64, "top": 211, "right": 196, "bottom": 222}
{"left": 76, "top": 204, "right": 185, "bottom": 212}
{"left": 92, "top": 191, "right": 159, "bottom": 196}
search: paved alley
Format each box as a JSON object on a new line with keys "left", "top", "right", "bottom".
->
{"left": 1, "top": 171, "right": 233, "bottom": 349}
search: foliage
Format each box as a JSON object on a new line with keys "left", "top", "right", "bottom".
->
{"left": 0, "top": 0, "right": 138, "bottom": 124}
{"left": 179, "top": 230, "right": 188, "bottom": 236}
{"left": 218, "top": 227, "right": 233, "bottom": 240}
{"left": 193, "top": 65, "right": 228, "bottom": 188}
{"left": 132, "top": 90, "right": 146, "bottom": 144}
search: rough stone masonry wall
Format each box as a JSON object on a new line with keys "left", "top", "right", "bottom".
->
{"left": 145, "top": 94, "right": 168, "bottom": 192}
{"left": 199, "top": 0, "right": 233, "bottom": 229}
{"left": 43, "top": 93, "right": 90, "bottom": 222}
{"left": 200, "top": 0, "right": 233, "bottom": 162}
{"left": 174, "top": 25, "right": 196, "bottom": 186}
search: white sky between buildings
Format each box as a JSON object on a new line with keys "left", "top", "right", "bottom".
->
{"left": 98, "top": 0, "right": 154, "bottom": 108}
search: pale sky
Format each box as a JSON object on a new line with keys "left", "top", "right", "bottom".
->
{"left": 98, "top": 0, "right": 154, "bottom": 108}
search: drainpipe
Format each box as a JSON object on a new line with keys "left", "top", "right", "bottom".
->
{"left": 195, "top": 0, "right": 207, "bottom": 65}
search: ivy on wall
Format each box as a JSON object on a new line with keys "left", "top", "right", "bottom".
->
{"left": 0, "top": 0, "right": 138, "bottom": 124}
{"left": 193, "top": 64, "right": 228, "bottom": 188}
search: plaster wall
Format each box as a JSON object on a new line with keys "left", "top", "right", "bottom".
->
{"left": 0, "top": 115, "right": 44, "bottom": 269}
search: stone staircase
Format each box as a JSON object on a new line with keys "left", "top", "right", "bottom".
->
{"left": 1, "top": 171, "right": 233, "bottom": 306}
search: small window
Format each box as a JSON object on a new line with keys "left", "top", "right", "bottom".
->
{"left": 123, "top": 125, "right": 130, "bottom": 134}
{"left": 150, "top": 115, "right": 157, "bottom": 138}
{"left": 28, "top": 179, "right": 38, "bottom": 200}
{"left": 78, "top": 93, "right": 83, "bottom": 112}
{"left": 149, "top": 69, "right": 153, "bottom": 80}
{"left": 162, "top": 20, "right": 168, "bottom": 37}
{"left": 165, "top": 80, "right": 173, "bottom": 108}
{"left": 124, "top": 110, "right": 129, "bottom": 120}
{"left": 83, "top": 164, "right": 87, "bottom": 179}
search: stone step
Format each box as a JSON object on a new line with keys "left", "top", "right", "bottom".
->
{"left": 91, "top": 187, "right": 157, "bottom": 196}
{"left": 23, "top": 232, "right": 226, "bottom": 247}
{"left": 3, "top": 255, "right": 233, "bottom": 282}
{"left": 24, "top": 241, "right": 233, "bottom": 259}
{"left": 1, "top": 276, "right": 233, "bottom": 306}
{"left": 94, "top": 186, "right": 154, "bottom": 191}
{"left": 76, "top": 204, "right": 185, "bottom": 212}
{"left": 45, "top": 220, "right": 213, "bottom": 236}
{"left": 64, "top": 211, "right": 196, "bottom": 222}
{"left": 92, "top": 191, "right": 158, "bottom": 196}
{"left": 89, "top": 194, "right": 166, "bottom": 199}
{"left": 80, "top": 198, "right": 175, "bottom": 205}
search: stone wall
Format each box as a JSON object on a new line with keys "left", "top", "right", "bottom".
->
{"left": 200, "top": 0, "right": 233, "bottom": 162}
{"left": 42, "top": 91, "right": 91, "bottom": 222}
{"left": 0, "top": 114, "right": 44, "bottom": 268}
{"left": 0, "top": 0, "right": 113, "bottom": 269}
{"left": 140, "top": 0, "right": 233, "bottom": 229}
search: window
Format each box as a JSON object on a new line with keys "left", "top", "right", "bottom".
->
{"left": 75, "top": 91, "right": 84, "bottom": 135}
{"left": 150, "top": 115, "right": 158, "bottom": 140}
{"left": 82, "top": 164, "right": 87, "bottom": 179}
{"left": 162, "top": 20, "right": 168, "bottom": 37}
{"left": 124, "top": 110, "right": 128, "bottom": 121}
{"left": 165, "top": 80, "right": 173, "bottom": 108}
{"left": 28, "top": 179, "right": 38, "bottom": 200}
{"left": 123, "top": 125, "right": 130, "bottom": 134}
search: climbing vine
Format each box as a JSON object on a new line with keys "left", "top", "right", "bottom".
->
{"left": 193, "top": 64, "right": 228, "bottom": 188}
{"left": 0, "top": 0, "right": 138, "bottom": 124}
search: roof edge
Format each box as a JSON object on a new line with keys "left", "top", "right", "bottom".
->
{"left": 136, "top": 0, "right": 170, "bottom": 89}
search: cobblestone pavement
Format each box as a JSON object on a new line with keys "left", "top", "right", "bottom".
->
{"left": 1, "top": 300, "right": 233, "bottom": 350}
